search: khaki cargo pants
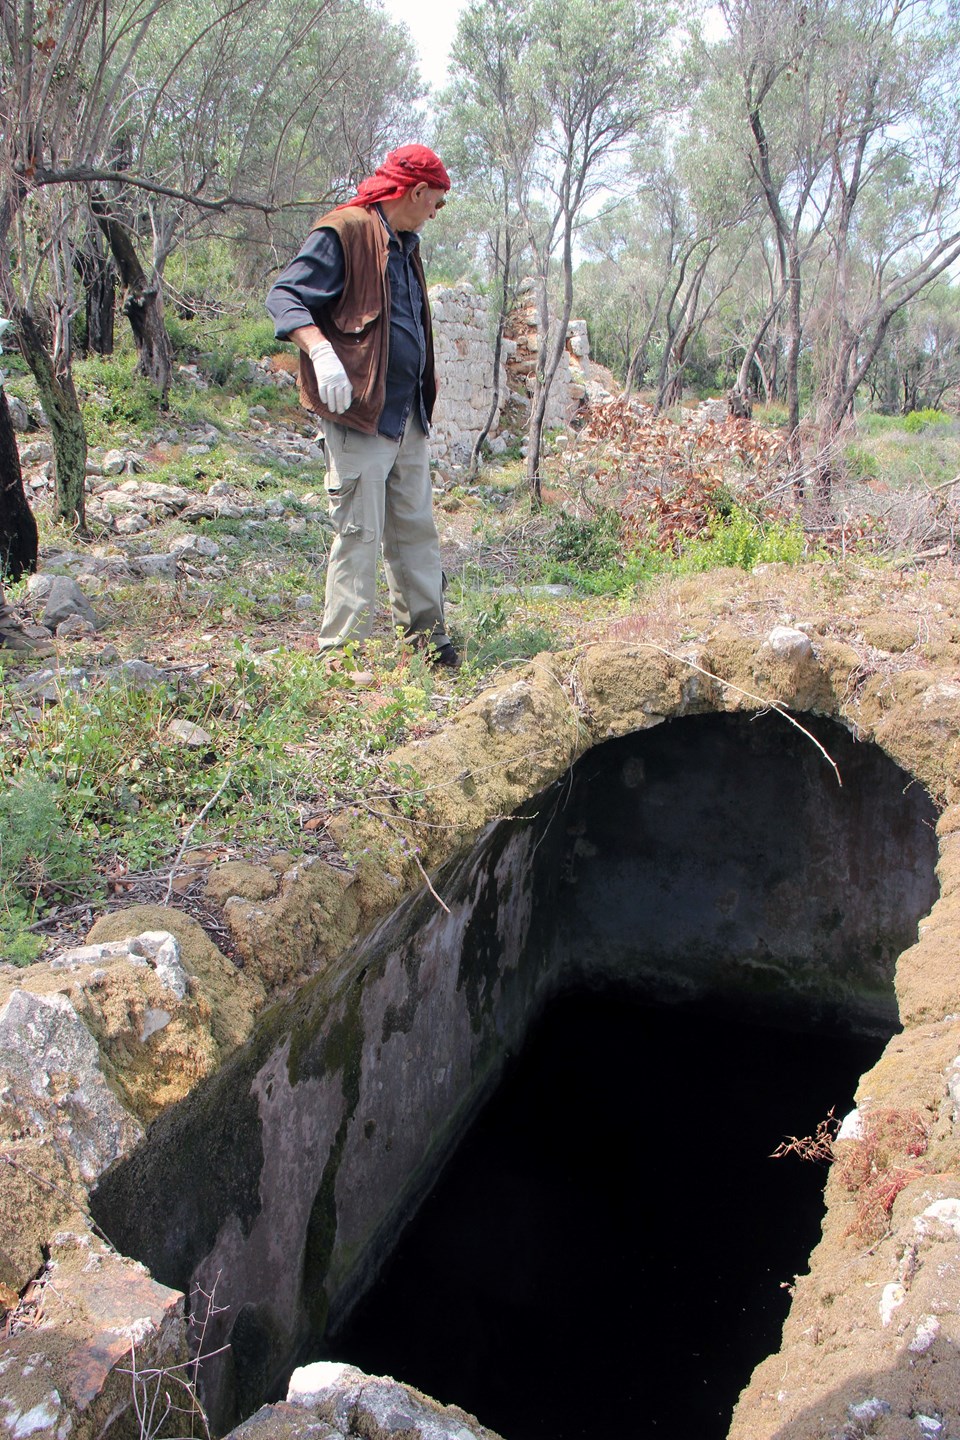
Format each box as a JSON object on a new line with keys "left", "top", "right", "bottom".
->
{"left": 317, "top": 415, "right": 450, "bottom": 652}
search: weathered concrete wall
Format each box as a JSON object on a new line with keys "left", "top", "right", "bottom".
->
{"left": 90, "top": 818, "right": 560, "bottom": 1432}
{"left": 556, "top": 714, "right": 937, "bottom": 1032}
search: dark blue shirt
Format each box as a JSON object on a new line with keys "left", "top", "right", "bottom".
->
{"left": 265, "top": 207, "right": 428, "bottom": 440}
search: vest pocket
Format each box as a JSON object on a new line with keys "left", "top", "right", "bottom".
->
{"left": 332, "top": 305, "right": 380, "bottom": 338}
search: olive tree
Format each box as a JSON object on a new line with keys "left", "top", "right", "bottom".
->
{"left": 447, "top": 0, "right": 677, "bottom": 503}
{"left": 711, "top": 0, "right": 960, "bottom": 499}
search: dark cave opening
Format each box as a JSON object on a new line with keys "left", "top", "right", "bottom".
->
{"left": 321, "top": 713, "right": 941, "bottom": 1440}
{"left": 328, "top": 991, "right": 885, "bottom": 1440}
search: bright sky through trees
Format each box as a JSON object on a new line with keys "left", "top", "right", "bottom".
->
{"left": 379, "top": 0, "right": 467, "bottom": 87}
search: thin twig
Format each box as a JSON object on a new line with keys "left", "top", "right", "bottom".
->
{"left": 411, "top": 849, "right": 450, "bottom": 914}
{"left": 635, "top": 642, "right": 843, "bottom": 787}
{"left": 0, "top": 1154, "right": 120, "bottom": 1251}
{"left": 353, "top": 797, "right": 451, "bottom": 913}
{"left": 164, "top": 768, "right": 233, "bottom": 904}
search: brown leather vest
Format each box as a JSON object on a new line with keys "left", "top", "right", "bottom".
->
{"left": 297, "top": 205, "right": 438, "bottom": 435}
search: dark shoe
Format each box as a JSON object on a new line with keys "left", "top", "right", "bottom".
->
{"left": 0, "top": 623, "right": 54, "bottom": 656}
{"left": 428, "top": 641, "right": 461, "bottom": 670}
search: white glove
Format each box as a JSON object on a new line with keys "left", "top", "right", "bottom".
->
{"left": 309, "top": 340, "right": 353, "bottom": 415}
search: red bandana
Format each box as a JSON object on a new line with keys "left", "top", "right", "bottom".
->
{"left": 336, "top": 145, "right": 451, "bottom": 210}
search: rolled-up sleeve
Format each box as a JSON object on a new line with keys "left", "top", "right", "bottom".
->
{"left": 266, "top": 228, "right": 346, "bottom": 339}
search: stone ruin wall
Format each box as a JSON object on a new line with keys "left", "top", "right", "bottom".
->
{"left": 428, "top": 281, "right": 601, "bottom": 465}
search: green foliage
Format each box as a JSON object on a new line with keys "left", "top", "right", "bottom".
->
{"left": 0, "top": 646, "right": 438, "bottom": 932}
{"left": 542, "top": 502, "right": 807, "bottom": 596}
{"left": 0, "top": 777, "right": 94, "bottom": 963}
{"left": 844, "top": 444, "right": 880, "bottom": 480}
{"left": 548, "top": 509, "right": 622, "bottom": 570}
{"left": 856, "top": 412, "right": 903, "bottom": 436}
{"left": 677, "top": 509, "right": 806, "bottom": 572}
{"left": 76, "top": 354, "right": 163, "bottom": 441}
{"left": 753, "top": 402, "right": 790, "bottom": 428}
{"left": 199, "top": 317, "right": 286, "bottom": 388}
{"left": 902, "top": 408, "right": 951, "bottom": 433}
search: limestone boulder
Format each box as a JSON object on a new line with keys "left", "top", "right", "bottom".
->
{"left": 228, "top": 1361, "right": 503, "bottom": 1440}
{"left": 85, "top": 906, "right": 265, "bottom": 1057}
{"left": 0, "top": 989, "right": 143, "bottom": 1291}
{"left": 2, "top": 931, "right": 219, "bottom": 1125}
{"left": 0, "top": 1230, "right": 185, "bottom": 1440}
{"left": 221, "top": 856, "right": 357, "bottom": 991}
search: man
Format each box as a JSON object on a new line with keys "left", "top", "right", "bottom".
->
{"left": 266, "top": 144, "right": 458, "bottom": 667}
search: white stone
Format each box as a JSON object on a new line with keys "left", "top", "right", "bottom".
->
{"left": 836, "top": 1107, "right": 863, "bottom": 1141}
{"left": 102, "top": 450, "right": 127, "bottom": 475}
{"left": 848, "top": 1398, "right": 891, "bottom": 1423}
{"left": 765, "top": 626, "right": 814, "bottom": 662}
{"left": 167, "top": 717, "right": 213, "bottom": 748}
{"left": 909, "top": 1315, "right": 941, "bottom": 1353}
{"left": 879, "top": 1282, "right": 906, "bottom": 1326}
{"left": 6, "top": 1395, "right": 62, "bottom": 1438}
{"left": 18, "top": 441, "right": 53, "bottom": 465}
{"left": 287, "top": 1361, "right": 354, "bottom": 1405}
{"left": 915, "top": 1197, "right": 960, "bottom": 1239}
{"left": 0, "top": 991, "right": 142, "bottom": 1183}
{"left": 922, "top": 682, "right": 960, "bottom": 707}
{"left": 131, "top": 932, "right": 189, "bottom": 1001}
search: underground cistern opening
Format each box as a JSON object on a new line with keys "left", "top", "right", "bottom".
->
{"left": 89, "top": 710, "right": 941, "bottom": 1440}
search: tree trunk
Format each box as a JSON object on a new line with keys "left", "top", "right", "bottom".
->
{"left": 469, "top": 227, "right": 512, "bottom": 478}
{"left": 0, "top": 387, "right": 38, "bottom": 580}
{"left": 16, "top": 308, "right": 87, "bottom": 530}
{"left": 75, "top": 233, "right": 116, "bottom": 355}
{"left": 92, "top": 200, "right": 173, "bottom": 400}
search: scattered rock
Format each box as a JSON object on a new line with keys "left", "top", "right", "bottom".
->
{"left": 131, "top": 552, "right": 178, "bottom": 581}
{"left": 102, "top": 449, "right": 128, "bottom": 475}
{"left": 168, "top": 535, "right": 220, "bottom": 562}
{"left": 55, "top": 615, "right": 97, "bottom": 642}
{"left": 0, "top": 988, "right": 144, "bottom": 1288}
{"left": 255, "top": 1361, "right": 504, "bottom": 1440}
{"left": 166, "top": 717, "right": 213, "bottom": 747}
{"left": 18, "top": 440, "right": 53, "bottom": 465}
{"left": 41, "top": 578, "right": 98, "bottom": 632}
{"left": 119, "top": 659, "right": 165, "bottom": 687}
{"left": 6, "top": 395, "right": 29, "bottom": 431}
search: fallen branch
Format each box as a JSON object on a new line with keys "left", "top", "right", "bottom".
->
{"left": 163, "top": 768, "right": 233, "bottom": 905}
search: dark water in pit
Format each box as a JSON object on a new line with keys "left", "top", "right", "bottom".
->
{"left": 329, "top": 991, "right": 885, "bottom": 1440}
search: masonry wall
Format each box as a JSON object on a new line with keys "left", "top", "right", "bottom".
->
{"left": 429, "top": 281, "right": 598, "bottom": 464}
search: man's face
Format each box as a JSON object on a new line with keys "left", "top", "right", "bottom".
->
{"left": 394, "top": 183, "right": 447, "bottom": 232}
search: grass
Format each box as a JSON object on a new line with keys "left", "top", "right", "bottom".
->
{"left": 843, "top": 414, "right": 960, "bottom": 491}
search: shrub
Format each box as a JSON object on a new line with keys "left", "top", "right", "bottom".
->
{"left": 0, "top": 777, "right": 93, "bottom": 963}
{"left": 677, "top": 507, "right": 806, "bottom": 572}
{"left": 844, "top": 444, "right": 880, "bottom": 480}
{"left": 902, "top": 407, "right": 951, "bottom": 433}
{"left": 76, "top": 354, "right": 163, "bottom": 440}
{"left": 548, "top": 509, "right": 623, "bottom": 571}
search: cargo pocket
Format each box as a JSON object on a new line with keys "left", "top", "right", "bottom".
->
{"left": 324, "top": 465, "right": 365, "bottom": 539}
{"left": 321, "top": 420, "right": 370, "bottom": 540}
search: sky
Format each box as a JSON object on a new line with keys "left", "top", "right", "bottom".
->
{"left": 380, "top": 0, "right": 467, "bottom": 89}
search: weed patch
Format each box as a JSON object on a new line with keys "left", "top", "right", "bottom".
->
{"left": 773, "top": 1105, "right": 930, "bottom": 1246}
